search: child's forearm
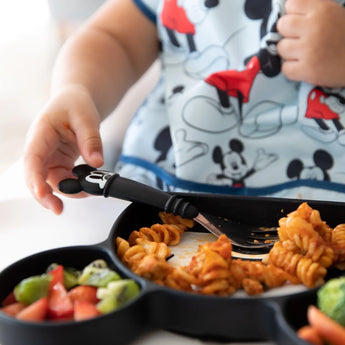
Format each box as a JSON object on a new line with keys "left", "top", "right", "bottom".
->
{"left": 50, "top": 0, "right": 159, "bottom": 120}
{"left": 50, "top": 27, "right": 135, "bottom": 119}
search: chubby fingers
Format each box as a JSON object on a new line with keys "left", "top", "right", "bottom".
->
{"left": 284, "top": 0, "right": 320, "bottom": 15}
{"left": 33, "top": 177, "right": 64, "bottom": 215}
{"left": 69, "top": 102, "right": 104, "bottom": 169}
{"left": 278, "top": 0, "right": 328, "bottom": 37}
{"left": 24, "top": 85, "right": 105, "bottom": 214}
{"left": 277, "top": 0, "right": 333, "bottom": 83}
{"left": 276, "top": 14, "right": 303, "bottom": 62}
{"left": 24, "top": 121, "right": 64, "bottom": 214}
{"left": 277, "top": 0, "right": 314, "bottom": 80}
{"left": 277, "top": 0, "right": 312, "bottom": 40}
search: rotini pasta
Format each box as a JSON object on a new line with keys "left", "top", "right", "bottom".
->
{"left": 267, "top": 242, "right": 326, "bottom": 288}
{"left": 266, "top": 202, "right": 338, "bottom": 287}
{"left": 115, "top": 204, "right": 345, "bottom": 296}
{"left": 229, "top": 259, "right": 293, "bottom": 294}
{"left": 128, "top": 224, "right": 181, "bottom": 246}
{"left": 164, "top": 266, "right": 197, "bottom": 292}
{"left": 158, "top": 211, "right": 194, "bottom": 229}
{"left": 186, "top": 237, "right": 233, "bottom": 295}
{"left": 331, "top": 224, "right": 345, "bottom": 266}
{"left": 127, "top": 212, "right": 193, "bottom": 247}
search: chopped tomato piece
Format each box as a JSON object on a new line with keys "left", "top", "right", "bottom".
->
{"left": 48, "top": 282, "right": 73, "bottom": 319}
{"left": 74, "top": 301, "right": 101, "bottom": 321}
{"left": 16, "top": 297, "right": 48, "bottom": 321}
{"left": 1, "top": 302, "right": 26, "bottom": 317}
{"left": 48, "top": 265, "right": 64, "bottom": 290}
{"left": 68, "top": 286, "right": 99, "bottom": 304}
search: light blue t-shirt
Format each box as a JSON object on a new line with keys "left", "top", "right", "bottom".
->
{"left": 115, "top": 0, "right": 345, "bottom": 202}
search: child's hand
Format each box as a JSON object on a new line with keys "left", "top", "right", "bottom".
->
{"left": 24, "top": 85, "right": 104, "bottom": 215}
{"left": 277, "top": 0, "right": 345, "bottom": 87}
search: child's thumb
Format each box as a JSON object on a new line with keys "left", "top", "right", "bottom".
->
{"left": 78, "top": 128, "right": 104, "bottom": 167}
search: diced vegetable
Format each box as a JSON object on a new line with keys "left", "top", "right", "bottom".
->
{"left": 317, "top": 276, "right": 345, "bottom": 326}
{"left": 14, "top": 275, "right": 51, "bottom": 305}
{"left": 308, "top": 305, "right": 345, "bottom": 345}
{"left": 297, "top": 325, "right": 323, "bottom": 345}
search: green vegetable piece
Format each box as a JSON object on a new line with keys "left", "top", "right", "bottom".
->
{"left": 97, "top": 295, "right": 119, "bottom": 314}
{"left": 78, "top": 260, "right": 120, "bottom": 287}
{"left": 318, "top": 276, "right": 345, "bottom": 327}
{"left": 14, "top": 275, "right": 51, "bottom": 305}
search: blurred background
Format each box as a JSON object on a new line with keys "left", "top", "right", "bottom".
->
{"left": 0, "top": 0, "right": 106, "bottom": 175}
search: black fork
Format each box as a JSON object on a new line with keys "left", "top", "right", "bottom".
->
{"left": 58, "top": 164, "right": 280, "bottom": 254}
{"left": 201, "top": 213, "right": 279, "bottom": 251}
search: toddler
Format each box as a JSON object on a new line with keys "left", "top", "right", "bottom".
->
{"left": 24, "top": 0, "right": 345, "bottom": 214}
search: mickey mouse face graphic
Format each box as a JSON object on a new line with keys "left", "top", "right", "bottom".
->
{"left": 221, "top": 150, "right": 249, "bottom": 182}
{"left": 58, "top": 164, "right": 115, "bottom": 195}
{"left": 85, "top": 170, "right": 113, "bottom": 189}
{"left": 212, "top": 139, "right": 254, "bottom": 187}
{"left": 210, "top": 138, "right": 277, "bottom": 187}
{"left": 287, "top": 149, "right": 334, "bottom": 182}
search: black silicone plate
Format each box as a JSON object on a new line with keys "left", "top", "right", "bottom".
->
{"left": 1, "top": 194, "right": 344, "bottom": 345}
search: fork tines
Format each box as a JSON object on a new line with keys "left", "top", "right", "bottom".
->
{"left": 249, "top": 227, "right": 279, "bottom": 243}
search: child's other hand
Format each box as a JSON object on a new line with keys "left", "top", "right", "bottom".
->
{"left": 24, "top": 85, "right": 104, "bottom": 215}
{"left": 277, "top": 0, "right": 345, "bottom": 88}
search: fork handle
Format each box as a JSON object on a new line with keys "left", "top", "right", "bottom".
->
{"left": 58, "top": 164, "right": 199, "bottom": 219}
{"left": 103, "top": 173, "right": 199, "bottom": 219}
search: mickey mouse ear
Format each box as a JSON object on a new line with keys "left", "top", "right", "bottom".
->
{"left": 72, "top": 164, "right": 95, "bottom": 178}
{"left": 58, "top": 178, "right": 82, "bottom": 194}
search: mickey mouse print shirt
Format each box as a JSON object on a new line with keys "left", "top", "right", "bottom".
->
{"left": 114, "top": 0, "right": 345, "bottom": 202}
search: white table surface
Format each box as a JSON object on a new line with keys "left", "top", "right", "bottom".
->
{"left": 0, "top": 160, "right": 274, "bottom": 345}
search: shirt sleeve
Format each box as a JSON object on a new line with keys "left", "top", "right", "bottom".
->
{"left": 131, "top": 0, "right": 158, "bottom": 24}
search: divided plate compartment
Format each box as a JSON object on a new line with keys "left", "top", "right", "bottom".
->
{"left": 1, "top": 194, "right": 345, "bottom": 345}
